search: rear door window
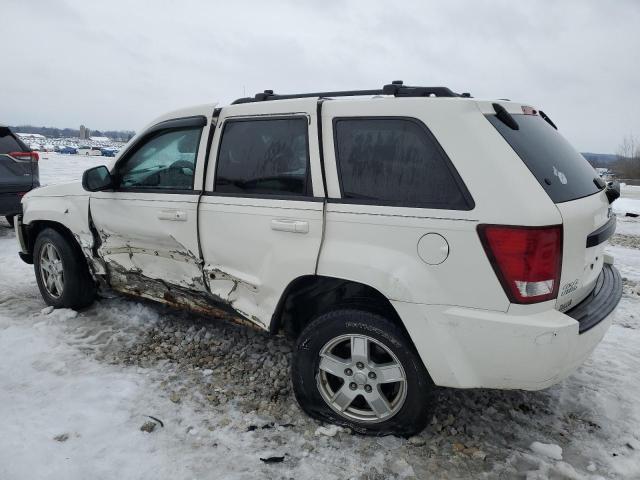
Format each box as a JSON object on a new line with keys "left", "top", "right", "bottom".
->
{"left": 214, "top": 117, "right": 310, "bottom": 197}
{"left": 486, "top": 114, "right": 600, "bottom": 203}
{"left": 333, "top": 118, "right": 473, "bottom": 209}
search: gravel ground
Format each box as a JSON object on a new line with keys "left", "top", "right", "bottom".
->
{"left": 610, "top": 233, "right": 640, "bottom": 250}
{"left": 98, "top": 283, "right": 640, "bottom": 479}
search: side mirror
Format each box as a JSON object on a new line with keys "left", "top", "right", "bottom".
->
{"left": 82, "top": 165, "right": 113, "bottom": 192}
{"left": 606, "top": 180, "right": 620, "bottom": 204}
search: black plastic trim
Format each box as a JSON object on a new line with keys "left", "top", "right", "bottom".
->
{"left": 586, "top": 216, "right": 616, "bottom": 248}
{"left": 331, "top": 116, "right": 475, "bottom": 211}
{"left": 202, "top": 191, "right": 324, "bottom": 202}
{"left": 115, "top": 188, "right": 202, "bottom": 195}
{"left": 565, "top": 263, "right": 622, "bottom": 334}
{"left": 201, "top": 109, "right": 222, "bottom": 192}
{"left": 147, "top": 115, "right": 207, "bottom": 134}
{"left": 18, "top": 251, "right": 33, "bottom": 264}
{"left": 539, "top": 110, "right": 557, "bottom": 130}
{"left": 492, "top": 103, "right": 519, "bottom": 130}
{"left": 232, "top": 82, "right": 460, "bottom": 104}
{"left": 316, "top": 100, "right": 328, "bottom": 196}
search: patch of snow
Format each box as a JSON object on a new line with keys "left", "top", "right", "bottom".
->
{"left": 314, "top": 425, "right": 343, "bottom": 437}
{"left": 530, "top": 441, "right": 563, "bottom": 460}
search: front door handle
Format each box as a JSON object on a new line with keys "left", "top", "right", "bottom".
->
{"left": 158, "top": 210, "right": 187, "bottom": 221}
{"left": 271, "top": 219, "right": 309, "bottom": 234}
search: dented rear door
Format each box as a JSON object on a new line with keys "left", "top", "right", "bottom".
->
{"left": 199, "top": 99, "right": 325, "bottom": 329}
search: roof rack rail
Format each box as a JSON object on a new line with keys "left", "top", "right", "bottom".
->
{"left": 231, "top": 80, "right": 465, "bottom": 104}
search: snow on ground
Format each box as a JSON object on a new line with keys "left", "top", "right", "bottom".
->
{"left": 1, "top": 158, "right": 640, "bottom": 479}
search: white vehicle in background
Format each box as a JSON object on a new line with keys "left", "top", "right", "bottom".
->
{"left": 15, "top": 81, "right": 623, "bottom": 436}
{"left": 77, "top": 146, "right": 102, "bottom": 156}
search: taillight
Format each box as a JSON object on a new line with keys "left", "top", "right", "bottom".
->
{"left": 8, "top": 151, "right": 39, "bottom": 161}
{"left": 478, "top": 224, "right": 563, "bottom": 304}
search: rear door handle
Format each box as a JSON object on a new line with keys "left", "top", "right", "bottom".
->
{"left": 158, "top": 210, "right": 187, "bottom": 221}
{"left": 271, "top": 219, "right": 309, "bottom": 234}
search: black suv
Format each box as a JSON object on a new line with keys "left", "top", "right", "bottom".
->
{"left": 0, "top": 126, "right": 39, "bottom": 227}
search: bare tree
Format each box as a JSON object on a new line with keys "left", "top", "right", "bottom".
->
{"left": 615, "top": 134, "right": 640, "bottom": 179}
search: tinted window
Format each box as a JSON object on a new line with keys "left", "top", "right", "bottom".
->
{"left": 0, "top": 127, "right": 27, "bottom": 154}
{"left": 117, "top": 128, "right": 201, "bottom": 190}
{"left": 333, "top": 118, "right": 472, "bottom": 209}
{"left": 215, "top": 118, "right": 309, "bottom": 196}
{"left": 487, "top": 114, "right": 599, "bottom": 203}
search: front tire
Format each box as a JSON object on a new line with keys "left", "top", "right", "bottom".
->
{"left": 292, "top": 309, "right": 435, "bottom": 436}
{"left": 4, "top": 215, "right": 14, "bottom": 228}
{"left": 34, "top": 228, "right": 96, "bottom": 309}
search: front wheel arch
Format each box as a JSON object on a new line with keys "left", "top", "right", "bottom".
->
{"left": 32, "top": 226, "right": 97, "bottom": 309}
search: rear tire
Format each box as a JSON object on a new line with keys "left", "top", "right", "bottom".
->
{"left": 33, "top": 228, "right": 96, "bottom": 309}
{"left": 292, "top": 309, "right": 435, "bottom": 436}
{"left": 4, "top": 215, "right": 14, "bottom": 228}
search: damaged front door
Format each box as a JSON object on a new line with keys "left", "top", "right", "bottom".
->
{"left": 90, "top": 114, "right": 211, "bottom": 298}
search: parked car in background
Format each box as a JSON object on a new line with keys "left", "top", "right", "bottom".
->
{"left": 0, "top": 126, "right": 39, "bottom": 227}
{"left": 100, "top": 147, "right": 119, "bottom": 157}
{"left": 77, "top": 146, "right": 102, "bottom": 156}
{"left": 59, "top": 146, "right": 78, "bottom": 155}
{"left": 15, "top": 82, "right": 623, "bottom": 435}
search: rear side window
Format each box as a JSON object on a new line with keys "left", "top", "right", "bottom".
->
{"left": 215, "top": 117, "right": 310, "bottom": 197}
{"left": 0, "top": 127, "right": 27, "bottom": 154}
{"left": 486, "top": 114, "right": 599, "bottom": 203}
{"left": 333, "top": 118, "right": 473, "bottom": 209}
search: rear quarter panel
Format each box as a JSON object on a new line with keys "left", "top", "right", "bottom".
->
{"left": 319, "top": 98, "right": 562, "bottom": 310}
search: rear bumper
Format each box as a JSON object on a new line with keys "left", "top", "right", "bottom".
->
{"left": 392, "top": 264, "right": 621, "bottom": 390}
{"left": 565, "top": 263, "right": 622, "bottom": 333}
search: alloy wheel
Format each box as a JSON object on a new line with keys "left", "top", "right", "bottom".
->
{"left": 316, "top": 334, "right": 407, "bottom": 423}
{"left": 39, "top": 242, "right": 64, "bottom": 298}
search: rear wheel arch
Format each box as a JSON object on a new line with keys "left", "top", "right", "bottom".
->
{"left": 271, "top": 275, "right": 414, "bottom": 344}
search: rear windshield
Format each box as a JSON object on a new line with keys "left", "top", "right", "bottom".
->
{"left": 486, "top": 114, "right": 600, "bottom": 203}
{"left": 0, "top": 127, "right": 27, "bottom": 154}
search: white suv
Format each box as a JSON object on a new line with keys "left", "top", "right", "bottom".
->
{"left": 15, "top": 82, "right": 622, "bottom": 436}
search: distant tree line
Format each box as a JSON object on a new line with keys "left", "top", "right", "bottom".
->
{"left": 9, "top": 125, "right": 135, "bottom": 141}
{"left": 614, "top": 134, "right": 640, "bottom": 179}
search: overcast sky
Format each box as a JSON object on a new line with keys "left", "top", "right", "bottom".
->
{"left": 2, "top": 0, "right": 639, "bottom": 152}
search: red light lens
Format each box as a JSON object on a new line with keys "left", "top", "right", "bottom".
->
{"left": 8, "top": 151, "right": 38, "bottom": 161}
{"left": 478, "top": 225, "right": 562, "bottom": 304}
